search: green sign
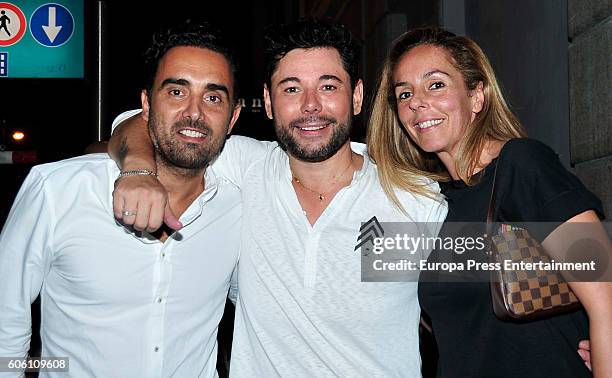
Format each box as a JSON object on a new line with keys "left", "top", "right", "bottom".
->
{"left": 0, "top": 0, "right": 84, "bottom": 78}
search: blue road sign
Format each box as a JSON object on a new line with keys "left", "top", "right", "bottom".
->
{"left": 29, "top": 3, "right": 73, "bottom": 47}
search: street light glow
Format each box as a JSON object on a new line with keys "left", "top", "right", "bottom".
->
{"left": 12, "top": 131, "right": 25, "bottom": 141}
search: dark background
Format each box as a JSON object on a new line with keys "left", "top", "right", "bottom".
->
{"left": 1, "top": 1, "right": 607, "bottom": 377}
{"left": 0, "top": 0, "right": 582, "bottom": 226}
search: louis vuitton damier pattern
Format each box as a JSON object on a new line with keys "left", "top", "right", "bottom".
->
{"left": 489, "top": 229, "right": 580, "bottom": 321}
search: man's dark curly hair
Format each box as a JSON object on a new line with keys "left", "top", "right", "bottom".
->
{"left": 263, "top": 18, "right": 360, "bottom": 89}
{"left": 144, "top": 19, "right": 238, "bottom": 101}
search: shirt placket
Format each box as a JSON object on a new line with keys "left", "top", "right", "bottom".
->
{"left": 303, "top": 230, "right": 321, "bottom": 289}
{"left": 148, "top": 239, "right": 174, "bottom": 377}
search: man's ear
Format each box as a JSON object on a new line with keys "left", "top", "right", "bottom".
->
{"left": 227, "top": 102, "right": 242, "bottom": 135}
{"left": 352, "top": 79, "right": 364, "bottom": 116}
{"left": 263, "top": 84, "right": 273, "bottom": 120}
{"left": 141, "top": 90, "right": 151, "bottom": 121}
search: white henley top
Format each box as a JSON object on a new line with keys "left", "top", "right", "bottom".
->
{"left": 214, "top": 137, "right": 446, "bottom": 377}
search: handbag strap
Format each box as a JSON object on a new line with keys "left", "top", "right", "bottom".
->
{"left": 485, "top": 158, "right": 500, "bottom": 238}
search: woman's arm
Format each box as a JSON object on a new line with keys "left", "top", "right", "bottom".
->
{"left": 543, "top": 210, "right": 612, "bottom": 377}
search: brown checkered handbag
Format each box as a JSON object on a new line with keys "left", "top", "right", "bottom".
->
{"left": 486, "top": 162, "right": 581, "bottom": 321}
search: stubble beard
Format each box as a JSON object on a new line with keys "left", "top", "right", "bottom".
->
{"left": 275, "top": 114, "right": 352, "bottom": 163}
{"left": 148, "top": 110, "right": 229, "bottom": 176}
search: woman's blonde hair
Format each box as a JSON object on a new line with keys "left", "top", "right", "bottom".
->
{"left": 367, "top": 27, "right": 526, "bottom": 211}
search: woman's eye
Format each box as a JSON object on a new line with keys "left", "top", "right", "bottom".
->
{"left": 397, "top": 91, "right": 412, "bottom": 100}
{"left": 430, "top": 81, "right": 445, "bottom": 90}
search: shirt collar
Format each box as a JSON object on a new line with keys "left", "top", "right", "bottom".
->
{"left": 350, "top": 142, "right": 371, "bottom": 181}
{"left": 178, "top": 168, "right": 219, "bottom": 226}
{"left": 198, "top": 169, "right": 219, "bottom": 206}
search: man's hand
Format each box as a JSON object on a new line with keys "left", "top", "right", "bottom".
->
{"left": 578, "top": 339, "right": 592, "bottom": 371}
{"left": 113, "top": 175, "right": 182, "bottom": 232}
{"left": 108, "top": 111, "right": 182, "bottom": 232}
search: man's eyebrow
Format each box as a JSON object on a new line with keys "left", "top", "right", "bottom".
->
{"left": 277, "top": 77, "right": 300, "bottom": 86}
{"left": 206, "top": 83, "right": 230, "bottom": 98}
{"left": 276, "top": 75, "right": 343, "bottom": 87}
{"left": 320, "top": 74, "right": 343, "bottom": 83}
{"left": 158, "top": 79, "right": 230, "bottom": 97}
{"left": 160, "top": 78, "right": 189, "bottom": 88}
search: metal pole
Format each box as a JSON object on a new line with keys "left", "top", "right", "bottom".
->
{"left": 96, "top": 0, "right": 105, "bottom": 141}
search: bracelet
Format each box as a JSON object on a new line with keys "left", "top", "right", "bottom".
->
{"left": 116, "top": 169, "right": 159, "bottom": 181}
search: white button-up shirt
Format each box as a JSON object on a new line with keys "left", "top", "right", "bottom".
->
{"left": 0, "top": 154, "right": 241, "bottom": 378}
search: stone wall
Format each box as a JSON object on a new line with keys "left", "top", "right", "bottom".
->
{"left": 461, "top": 0, "right": 571, "bottom": 166}
{"left": 569, "top": 0, "right": 612, "bottom": 216}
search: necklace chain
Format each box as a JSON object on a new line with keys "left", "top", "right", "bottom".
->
{"left": 292, "top": 160, "right": 353, "bottom": 202}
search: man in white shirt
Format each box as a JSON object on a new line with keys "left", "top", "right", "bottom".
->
{"left": 111, "top": 19, "right": 447, "bottom": 376}
{"left": 0, "top": 21, "right": 242, "bottom": 377}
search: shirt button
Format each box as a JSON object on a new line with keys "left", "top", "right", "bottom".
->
{"left": 161, "top": 252, "right": 166, "bottom": 258}
{"left": 156, "top": 297, "right": 163, "bottom": 303}
{"left": 154, "top": 346, "right": 159, "bottom": 352}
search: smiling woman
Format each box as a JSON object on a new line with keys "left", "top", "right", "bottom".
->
{"left": 367, "top": 27, "right": 611, "bottom": 378}
{"left": 392, "top": 44, "right": 484, "bottom": 168}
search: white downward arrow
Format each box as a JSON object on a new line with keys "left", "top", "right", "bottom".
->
{"left": 42, "top": 7, "right": 62, "bottom": 43}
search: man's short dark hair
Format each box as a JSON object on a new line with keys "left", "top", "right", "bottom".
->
{"left": 263, "top": 18, "right": 360, "bottom": 89}
{"left": 144, "top": 19, "right": 238, "bottom": 101}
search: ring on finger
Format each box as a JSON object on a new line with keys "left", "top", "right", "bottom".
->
{"left": 122, "top": 210, "right": 138, "bottom": 217}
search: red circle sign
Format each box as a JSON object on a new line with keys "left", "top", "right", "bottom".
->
{"left": 0, "top": 2, "right": 26, "bottom": 46}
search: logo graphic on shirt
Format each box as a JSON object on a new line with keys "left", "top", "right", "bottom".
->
{"left": 354, "top": 216, "right": 384, "bottom": 255}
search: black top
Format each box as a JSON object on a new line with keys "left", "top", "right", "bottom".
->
{"left": 418, "top": 139, "right": 604, "bottom": 378}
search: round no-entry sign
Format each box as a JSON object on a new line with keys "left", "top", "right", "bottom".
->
{"left": 0, "top": 2, "right": 26, "bottom": 47}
